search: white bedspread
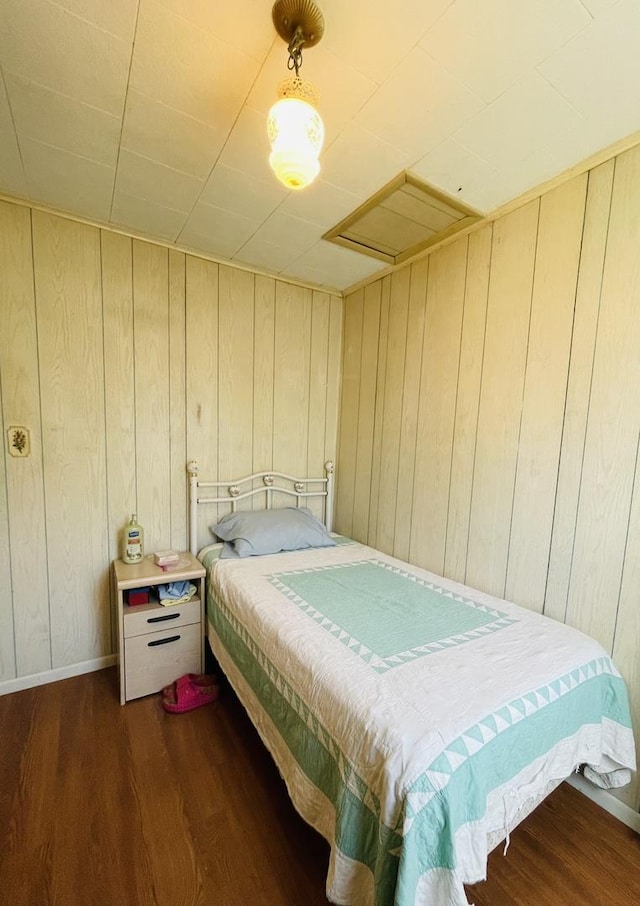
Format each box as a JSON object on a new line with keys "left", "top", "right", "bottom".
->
{"left": 200, "top": 538, "right": 635, "bottom": 906}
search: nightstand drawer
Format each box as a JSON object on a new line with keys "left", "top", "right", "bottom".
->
{"left": 123, "top": 597, "right": 201, "bottom": 639}
{"left": 124, "top": 622, "right": 201, "bottom": 701}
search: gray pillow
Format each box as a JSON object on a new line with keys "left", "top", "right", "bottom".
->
{"left": 212, "top": 507, "right": 335, "bottom": 558}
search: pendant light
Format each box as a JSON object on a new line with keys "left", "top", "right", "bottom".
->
{"left": 267, "top": 0, "right": 325, "bottom": 191}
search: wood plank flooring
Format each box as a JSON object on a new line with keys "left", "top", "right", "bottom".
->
{"left": 1, "top": 667, "right": 639, "bottom": 906}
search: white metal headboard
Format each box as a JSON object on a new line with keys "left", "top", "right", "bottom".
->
{"left": 187, "top": 460, "right": 335, "bottom": 556}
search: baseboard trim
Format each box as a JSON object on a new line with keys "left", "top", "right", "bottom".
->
{"left": 567, "top": 773, "right": 640, "bottom": 833}
{"left": 0, "top": 654, "right": 117, "bottom": 696}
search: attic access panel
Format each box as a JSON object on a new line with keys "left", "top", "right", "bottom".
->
{"left": 323, "top": 172, "right": 482, "bottom": 266}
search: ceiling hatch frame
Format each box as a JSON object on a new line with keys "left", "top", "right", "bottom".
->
{"left": 323, "top": 171, "right": 483, "bottom": 266}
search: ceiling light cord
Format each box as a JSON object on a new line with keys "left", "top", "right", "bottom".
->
{"left": 287, "top": 27, "right": 305, "bottom": 76}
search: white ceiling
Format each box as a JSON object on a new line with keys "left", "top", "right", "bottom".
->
{"left": 0, "top": 0, "right": 639, "bottom": 292}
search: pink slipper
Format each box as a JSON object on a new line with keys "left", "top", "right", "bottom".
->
{"left": 161, "top": 673, "right": 219, "bottom": 700}
{"left": 162, "top": 674, "right": 220, "bottom": 713}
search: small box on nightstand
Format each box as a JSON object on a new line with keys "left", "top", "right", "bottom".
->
{"left": 126, "top": 587, "right": 150, "bottom": 606}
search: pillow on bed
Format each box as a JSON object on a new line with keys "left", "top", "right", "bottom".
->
{"left": 211, "top": 507, "right": 335, "bottom": 558}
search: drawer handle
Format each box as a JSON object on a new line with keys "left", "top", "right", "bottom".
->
{"left": 148, "top": 634, "right": 181, "bottom": 647}
{"left": 147, "top": 612, "right": 180, "bottom": 624}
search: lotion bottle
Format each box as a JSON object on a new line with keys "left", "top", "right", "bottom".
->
{"left": 123, "top": 513, "right": 144, "bottom": 564}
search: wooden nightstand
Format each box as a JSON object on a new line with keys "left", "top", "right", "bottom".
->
{"left": 113, "top": 552, "right": 206, "bottom": 704}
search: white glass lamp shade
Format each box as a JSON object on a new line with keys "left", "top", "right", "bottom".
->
{"left": 267, "top": 96, "right": 325, "bottom": 190}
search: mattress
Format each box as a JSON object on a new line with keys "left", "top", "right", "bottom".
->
{"left": 199, "top": 537, "right": 635, "bottom": 906}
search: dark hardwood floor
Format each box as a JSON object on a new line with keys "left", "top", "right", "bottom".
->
{"left": 1, "top": 666, "right": 638, "bottom": 906}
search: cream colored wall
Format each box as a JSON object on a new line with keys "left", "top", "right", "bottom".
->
{"left": 337, "top": 144, "right": 640, "bottom": 808}
{"left": 0, "top": 202, "right": 342, "bottom": 682}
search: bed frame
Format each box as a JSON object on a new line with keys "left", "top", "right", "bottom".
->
{"left": 187, "top": 460, "right": 335, "bottom": 556}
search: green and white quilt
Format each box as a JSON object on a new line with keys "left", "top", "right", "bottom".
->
{"left": 199, "top": 539, "right": 635, "bottom": 906}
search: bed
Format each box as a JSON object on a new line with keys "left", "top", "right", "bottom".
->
{"left": 188, "top": 461, "right": 636, "bottom": 906}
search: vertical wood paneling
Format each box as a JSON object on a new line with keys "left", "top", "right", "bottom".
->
{"left": 186, "top": 256, "right": 219, "bottom": 540}
{"left": 102, "top": 231, "right": 135, "bottom": 653}
{"left": 545, "top": 161, "right": 615, "bottom": 622}
{"left": 1, "top": 198, "right": 343, "bottom": 685}
{"left": 409, "top": 241, "right": 466, "bottom": 574}
{"left": 102, "top": 232, "right": 135, "bottom": 565}
{"left": 444, "top": 226, "right": 492, "bottom": 583}
{"left": 0, "top": 202, "right": 49, "bottom": 677}
{"left": 465, "top": 201, "right": 539, "bottom": 596}
{"left": 376, "top": 268, "right": 410, "bottom": 554}
{"left": 307, "top": 292, "right": 331, "bottom": 522}
{"left": 307, "top": 292, "right": 330, "bottom": 477}
{"left": 351, "top": 282, "right": 381, "bottom": 542}
{"left": 168, "top": 251, "right": 187, "bottom": 551}
{"left": 393, "top": 258, "right": 427, "bottom": 561}
{"left": 253, "top": 275, "right": 275, "bottom": 475}
{"left": 133, "top": 241, "right": 171, "bottom": 553}
{"left": 612, "top": 446, "right": 640, "bottom": 807}
{"left": 566, "top": 145, "right": 640, "bottom": 650}
{"left": 324, "top": 296, "right": 343, "bottom": 470}
{"left": 218, "top": 266, "right": 255, "bottom": 484}
{"left": 336, "top": 146, "right": 640, "bottom": 809}
{"left": 505, "top": 176, "right": 587, "bottom": 612}
{"left": 273, "top": 283, "right": 312, "bottom": 477}
{"left": 32, "top": 212, "right": 109, "bottom": 667}
{"left": 367, "top": 276, "right": 391, "bottom": 548}
{"left": 335, "top": 289, "right": 363, "bottom": 536}
{"left": 0, "top": 423, "right": 13, "bottom": 680}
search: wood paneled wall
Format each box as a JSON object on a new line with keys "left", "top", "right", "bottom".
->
{"left": 337, "top": 144, "right": 640, "bottom": 808}
{"left": 0, "top": 203, "right": 342, "bottom": 681}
